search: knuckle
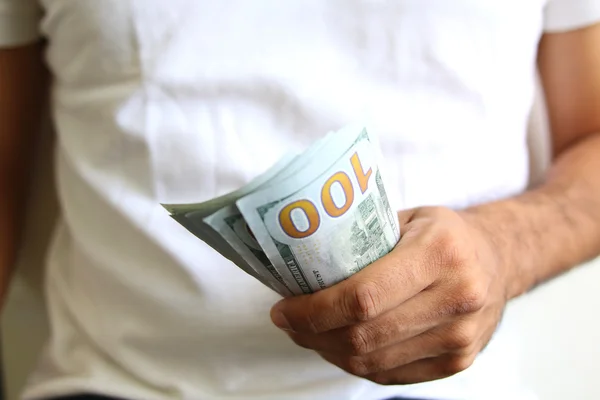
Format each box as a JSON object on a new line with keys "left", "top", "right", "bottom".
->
{"left": 433, "top": 229, "right": 463, "bottom": 265}
{"left": 345, "top": 325, "right": 372, "bottom": 356}
{"left": 343, "top": 356, "right": 371, "bottom": 377}
{"left": 452, "top": 280, "right": 487, "bottom": 315}
{"left": 345, "top": 281, "right": 383, "bottom": 322}
{"left": 439, "top": 355, "right": 475, "bottom": 377}
{"left": 443, "top": 322, "right": 479, "bottom": 350}
{"left": 423, "top": 231, "right": 464, "bottom": 276}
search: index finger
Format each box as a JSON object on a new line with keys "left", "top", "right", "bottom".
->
{"left": 271, "top": 236, "right": 436, "bottom": 334}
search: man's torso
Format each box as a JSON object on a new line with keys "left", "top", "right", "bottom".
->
{"left": 25, "top": 1, "right": 544, "bottom": 399}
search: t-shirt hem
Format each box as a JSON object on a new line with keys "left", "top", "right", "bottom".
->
{"left": 22, "top": 383, "right": 166, "bottom": 400}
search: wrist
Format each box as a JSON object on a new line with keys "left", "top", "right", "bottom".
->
{"left": 459, "top": 205, "right": 537, "bottom": 301}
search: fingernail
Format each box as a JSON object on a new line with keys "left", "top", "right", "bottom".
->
{"left": 272, "top": 311, "right": 292, "bottom": 331}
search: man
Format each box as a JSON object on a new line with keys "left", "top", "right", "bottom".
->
{"left": 1, "top": 1, "right": 600, "bottom": 399}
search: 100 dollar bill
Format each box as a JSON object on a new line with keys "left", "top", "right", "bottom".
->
{"left": 202, "top": 134, "right": 341, "bottom": 296}
{"left": 161, "top": 154, "right": 300, "bottom": 296}
{"left": 237, "top": 127, "right": 400, "bottom": 295}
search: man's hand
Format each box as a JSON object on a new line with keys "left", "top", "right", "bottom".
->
{"left": 270, "top": 207, "right": 508, "bottom": 385}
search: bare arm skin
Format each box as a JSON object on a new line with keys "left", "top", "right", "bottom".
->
{"left": 469, "top": 23, "right": 600, "bottom": 300}
{"left": 0, "top": 43, "right": 47, "bottom": 308}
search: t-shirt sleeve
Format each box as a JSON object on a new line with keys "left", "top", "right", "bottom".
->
{"left": 544, "top": 0, "right": 600, "bottom": 33}
{"left": 0, "top": 0, "right": 42, "bottom": 47}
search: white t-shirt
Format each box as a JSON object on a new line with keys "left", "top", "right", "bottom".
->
{"left": 2, "top": 1, "right": 600, "bottom": 399}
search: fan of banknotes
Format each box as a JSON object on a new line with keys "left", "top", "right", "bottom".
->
{"left": 161, "top": 126, "right": 401, "bottom": 297}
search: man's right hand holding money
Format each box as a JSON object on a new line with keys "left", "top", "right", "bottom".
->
{"left": 270, "top": 176, "right": 600, "bottom": 386}
{"left": 269, "top": 206, "right": 511, "bottom": 385}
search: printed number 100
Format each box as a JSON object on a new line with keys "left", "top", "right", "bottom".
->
{"left": 278, "top": 152, "right": 373, "bottom": 240}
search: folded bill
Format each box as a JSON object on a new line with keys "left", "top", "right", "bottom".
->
{"left": 162, "top": 126, "right": 400, "bottom": 297}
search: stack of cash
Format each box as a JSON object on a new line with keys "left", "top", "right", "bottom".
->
{"left": 162, "top": 126, "right": 401, "bottom": 297}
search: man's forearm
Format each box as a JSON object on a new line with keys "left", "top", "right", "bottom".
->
{"left": 466, "top": 132, "right": 600, "bottom": 300}
{"left": 0, "top": 184, "right": 27, "bottom": 302}
{"left": 0, "top": 44, "right": 46, "bottom": 306}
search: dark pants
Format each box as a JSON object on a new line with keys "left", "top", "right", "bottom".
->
{"left": 49, "top": 395, "right": 431, "bottom": 400}
{"left": 49, "top": 396, "right": 124, "bottom": 400}
{"left": 48, "top": 396, "right": 127, "bottom": 400}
